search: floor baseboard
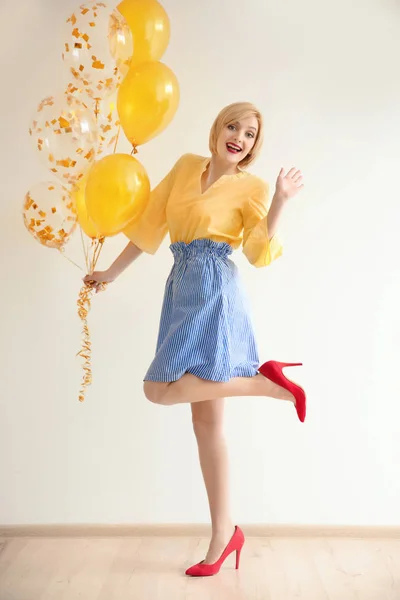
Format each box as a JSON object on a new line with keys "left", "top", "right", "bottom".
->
{"left": 1, "top": 523, "right": 400, "bottom": 538}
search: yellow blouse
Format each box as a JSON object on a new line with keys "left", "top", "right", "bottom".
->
{"left": 123, "top": 153, "right": 283, "bottom": 267}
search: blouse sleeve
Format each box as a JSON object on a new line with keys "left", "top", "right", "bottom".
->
{"left": 242, "top": 180, "right": 283, "bottom": 268}
{"left": 123, "top": 155, "right": 185, "bottom": 254}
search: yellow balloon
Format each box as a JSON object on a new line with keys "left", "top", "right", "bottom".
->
{"left": 72, "top": 177, "right": 100, "bottom": 239}
{"left": 117, "top": 0, "right": 170, "bottom": 66}
{"left": 117, "top": 61, "right": 180, "bottom": 147}
{"left": 85, "top": 154, "right": 150, "bottom": 236}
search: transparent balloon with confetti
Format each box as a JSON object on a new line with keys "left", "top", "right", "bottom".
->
{"left": 65, "top": 86, "right": 120, "bottom": 158}
{"left": 22, "top": 181, "right": 77, "bottom": 250}
{"left": 29, "top": 93, "right": 99, "bottom": 187}
{"left": 62, "top": 2, "right": 132, "bottom": 101}
{"left": 94, "top": 89, "right": 120, "bottom": 156}
{"left": 108, "top": 6, "right": 133, "bottom": 79}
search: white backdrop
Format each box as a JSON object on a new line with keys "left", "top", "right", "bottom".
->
{"left": 1, "top": 0, "right": 400, "bottom": 526}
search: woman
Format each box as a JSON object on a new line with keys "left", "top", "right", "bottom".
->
{"left": 84, "top": 102, "right": 305, "bottom": 577}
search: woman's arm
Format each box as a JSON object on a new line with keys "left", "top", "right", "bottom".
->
{"left": 267, "top": 167, "right": 304, "bottom": 238}
{"left": 267, "top": 193, "right": 286, "bottom": 240}
{"left": 83, "top": 241, "right": 143, "bottom": 292}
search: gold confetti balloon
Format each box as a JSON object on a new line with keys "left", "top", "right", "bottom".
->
{"left": 98, "top": 90, "right": 120, "bottom": 155}
{"left": 62, "top": 2, "right": 132, "bottom": 100}
{"left": 29, "top": 93, "right": 99, "bottom": 187}
{"left": 108, "top": 7, "right": 133, "bottom": 78}
{"left": 66, "top": 87, "right": 120, "bottom": 157}
{"left": 93, "top": 89, "right": 121, "bottom": 156}
{"left": 23, "top": 182, "right": 77, "bottom": 250}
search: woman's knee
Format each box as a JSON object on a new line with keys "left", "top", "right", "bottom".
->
{"left": 143, "top": 381, "right": 166, "bottom": 404}
{"left": 143, "top": 381, "right": 156, "bottom": 402}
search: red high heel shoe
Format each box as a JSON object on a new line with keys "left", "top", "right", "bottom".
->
{"left": 258, "top": 360, "right": 306, "bottom": 422}
{"left": 185, "top": 525, "right": 245, "bottom": 577}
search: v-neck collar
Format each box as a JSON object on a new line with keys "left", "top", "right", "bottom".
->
{"left": 199, "top": 157, "right": 248, "bottom": 196}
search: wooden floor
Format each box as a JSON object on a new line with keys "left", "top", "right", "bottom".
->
{"left": 1, "top": 535, "right": 399, "bottom": 599}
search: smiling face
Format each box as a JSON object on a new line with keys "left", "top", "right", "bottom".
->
{"left": 216, "top": 116, "right": 259, "bottom": 168}
{"left": 209, "top": 103, "right": 264, "bottom": 170}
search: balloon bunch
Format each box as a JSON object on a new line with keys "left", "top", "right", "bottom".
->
{"left": 23, "top": 0, "right": 179, "bottom": 401}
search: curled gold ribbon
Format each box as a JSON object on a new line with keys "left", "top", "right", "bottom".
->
{"left": 76, "top": 237, "right": 106, "bottom": 402}
{"left": 77, "top": 283, "right": 93, "bottom": 402}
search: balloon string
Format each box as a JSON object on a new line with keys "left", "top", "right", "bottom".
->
{"left": 131, "top": 145, "right": 138, "bottom": 155}
{"left": 59, "top": 248, "right": 83, "bottom": 271}
{"left": 113, "top": 124, "right": 121, "bottom": 154}
{"left": 76, "top": 237, "right": 106, "bottom": 402}
{"left": 90, "top": 236, "right": 105, "bottom": 273}
{"left": 80, "top": 226, "right": 90, "bottom": 273}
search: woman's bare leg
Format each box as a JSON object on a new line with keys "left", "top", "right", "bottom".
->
{"left": 191, "top": 398, "right": 235, "bottom": 564}
{"left": 144, "top": 372, "right": 296, "bottom": 406}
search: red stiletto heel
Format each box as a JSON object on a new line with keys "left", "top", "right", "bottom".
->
{"left": 258, "top": 360, "right": 306, "bottom": 422}
{"left": 185, "top": 525, "right": 245, "bottom": 577}
{"left": 235, "top": 547, "right": 242, "bottom": 569}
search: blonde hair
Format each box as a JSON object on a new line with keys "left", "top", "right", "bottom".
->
{"left": 209, "top": 102, "right": 264, "bottom": 169}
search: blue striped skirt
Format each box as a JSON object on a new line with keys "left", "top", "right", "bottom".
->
{"left": 144, "top": 238, "right": 260, "bottom": 382}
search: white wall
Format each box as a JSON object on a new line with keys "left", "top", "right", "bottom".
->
{"left": 1, "top": 0, "right": 400, "bottom": 526}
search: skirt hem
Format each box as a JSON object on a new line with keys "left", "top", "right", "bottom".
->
{"left": 143, "top": 366, "right": 259, "bottom": 383}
